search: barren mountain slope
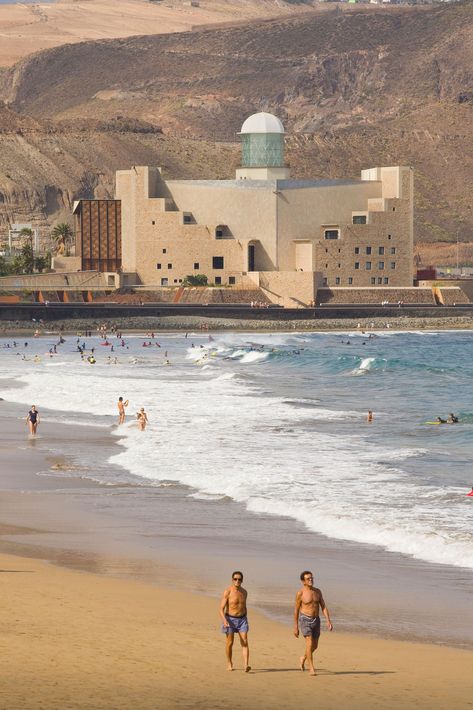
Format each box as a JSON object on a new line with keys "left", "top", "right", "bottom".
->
{"left": 0, "top": 0, "right": 320, "bottom": 67}
{"left": 1, "top": 1, "right": 473, "bottom": 261}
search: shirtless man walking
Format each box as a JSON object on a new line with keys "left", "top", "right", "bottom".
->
{"left": 219, "top": 571, "right": 250, "bottom": 672}
{"left": 294, "top": 570, "right": 333, "bottom": 676}
{"left": 117, "top": 396, "right": 129, "bottom": 425}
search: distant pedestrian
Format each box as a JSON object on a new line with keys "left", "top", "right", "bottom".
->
{"left": 26, "top": 405, "right": 40, "bottom": 435}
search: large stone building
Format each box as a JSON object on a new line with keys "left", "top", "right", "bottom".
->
{"left": 75, "top": 112, "right": 414, "bottom": 306}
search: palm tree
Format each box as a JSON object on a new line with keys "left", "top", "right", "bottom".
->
{"left": 19, "top": 227, "right": 34, "bottom": 251}
{"left": 52, "top": 222, "right": 73, "bottom": 255}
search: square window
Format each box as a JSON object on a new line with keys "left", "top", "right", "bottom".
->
{"left": 335, "top": 277, "right": 340, "bottom": 285}
{"left": 390, "top": 247, "right": 396, "bottom": 255}
{"left": 390, "top": 262, "right": 396, "bottom": 269}
{"left": 323, "top": 277, "right": 328, "bottom": 286}
{"left": 156, "top": 263, "right": 161, "bottom": 270}
{"left": 215, "top": 276, "right": 222, "bottom": 285}
{"left": 183, "top": 214, "right": 192, "bottom": 224}
{"left": 152, "top": 220, "right": 155, "bottom": 225}
{"left": 379, "top": 246, "right": 385, "bottom": 255}
{"left": 229, "top": 276, "right": 236, "bottom": 285}
{"left": 355, "top": 262, "right": 360, "bottom": 270}
{"left": 378, "top": 261, "right": 385, "bottom": 270}
{"left": 354, "top": 247, "right": 360, "bottom": 255}
{"left": 366, "top": 246, "right": 372, "bottom": 255}
{"left": 377, "top": 277, "right": 382, "bottom": 285}
{"left": 371, "top": 277, "right": 376, "bottom": 285}
{"left": 383, "top": 277, "right": 389, "bottom": 284}
{"left": 163, "top": 248, "right": 167, "bottom": 254}
{"left": 168, "top": 263, "right": 172, "bottom": 269}
{"left": 194, "top": 262, "right": 199, "bottom": 270}
{"left": 366, "top": 262, "right": 372, "bottom": 270}
{"left": 324, "top": 229, "right": 339, "bottom": 240}
{"left": 212, "top": 256, "right": 224, "bottom": 269}
{"left": 161, "top": 278, "right": 168, "bottom": 286}
{"left": 348, "top": 277, "right": 353, "bottom": 285}
{"left": 353, "top": 215, "right": 367, "bottom": 225}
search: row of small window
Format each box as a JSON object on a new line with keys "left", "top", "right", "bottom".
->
{"left": 324, "top": 277, "right": 390, "bottom": 285}
{"left": 355, "top": 262, "right": 396, "bottom": 270}
{"left": 157, "top": 257, "right": 224, "bottom": 270}
{"left": 355, "top": 247, "right": 396, "bottom": 255}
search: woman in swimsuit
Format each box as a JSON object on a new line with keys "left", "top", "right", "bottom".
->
{"left": 137, "top": 408, "right": 149, "bottom": 431}
{"left": 26, "top": 405, "right": 40, "bottom": 435}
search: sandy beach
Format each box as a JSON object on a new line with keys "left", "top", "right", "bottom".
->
{"left": 1, "top": 335, "right": 473, "bottom": 708}
{"left": 0, "top": 546, "right": 472, "bottom": 710}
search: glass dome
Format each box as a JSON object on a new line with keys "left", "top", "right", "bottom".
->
{"left": 239, "top": 113, "right": 285, "bottom": 168}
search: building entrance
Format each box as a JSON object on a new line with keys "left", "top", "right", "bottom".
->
{"left": 295, "top": 241, "right": 313, "bottom": 272}
{"left": 248, "top": 244, "right": 255, "bottom": 272}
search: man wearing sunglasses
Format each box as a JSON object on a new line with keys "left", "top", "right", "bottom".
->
{"left": 294, "top": 570, "right": 333, "bottom": 676}
{"left": 220, "top": 571, "right": 250, "bottom": 672}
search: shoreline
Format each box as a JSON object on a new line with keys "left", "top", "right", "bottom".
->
{"left": 1, "top": 400, "right": 472, "bottom": 651}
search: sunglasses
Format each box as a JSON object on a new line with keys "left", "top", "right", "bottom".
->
{"left": 233, "top": 577, "right": 243, "bottom": 581}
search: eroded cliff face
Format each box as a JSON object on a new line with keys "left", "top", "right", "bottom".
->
{"left": 0, "top": 1, "right": 473, "bottom": 251}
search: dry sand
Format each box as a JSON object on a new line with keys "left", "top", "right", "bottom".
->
{"left": 0, "top": 0, "right": 319, "bottom": 67}
{"left": 0, "top": 547, "right": 472, "bottom": 709}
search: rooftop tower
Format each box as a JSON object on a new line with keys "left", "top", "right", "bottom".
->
{"left": 235, "top": 112, "right": 291, "bottom": 180}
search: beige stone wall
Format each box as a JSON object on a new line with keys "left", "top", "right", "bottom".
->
{"left": 52, "top": 256, "right": 81, "bottom": 272}
{"left": 116, "top": 167, "right": 277, "bottom": 285}
{"left": 277, "top": 181, "right": 381, "bottom": 272}
{"left": 115, "top": 164, "right": 414, "bottom": 301}
{"left": 165, "top": 179, "right": 277, "bottom": 270}
{"left": 254, "top": 271, "right": 321, "bottom": 307}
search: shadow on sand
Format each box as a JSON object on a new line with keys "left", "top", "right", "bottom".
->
{"left": 250, "top": 668, "right": 395, "bottom": 676}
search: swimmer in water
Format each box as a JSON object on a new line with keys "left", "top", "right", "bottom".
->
{"left": 367, "top": 410, "right": 373, "bottom": 423}
{"left": 137, "top": 408, "right": 148, "bottom": 431}
{"left": 26, "top": 405, "right": 40, "bottom": 435}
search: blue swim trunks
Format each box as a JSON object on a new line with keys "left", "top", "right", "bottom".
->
{"left": 299, "top": 613, "right": 320, "bottom": 639}
{"left": 221, "top": 614, "right": 249, "bottom": 635}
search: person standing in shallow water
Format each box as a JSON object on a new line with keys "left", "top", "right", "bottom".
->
{"left": 219, "top": 571, "right": 250, "bottom": 672}
{"left": 294, "top": 570, "right": 333, "bottom": 676}
{"left": 117, "top": 396, "right": 129, "bottom": 425}
{"left": 137, "top": 408, "right": 148, "bottom": 431}
{"left": 26, "top": 405, "right": 40, "bottom": 435}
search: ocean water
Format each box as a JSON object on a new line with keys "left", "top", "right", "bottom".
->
{"left": 1, "top": 329, "right": 472, "bottom": 572}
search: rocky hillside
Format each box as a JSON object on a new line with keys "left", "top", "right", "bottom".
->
{"left": 1, "top": 1, "right": 473, "bottom": 262}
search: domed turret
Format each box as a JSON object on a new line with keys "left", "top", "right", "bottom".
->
{"left": 236, "top": 112, "right": 290, "bottom": 181}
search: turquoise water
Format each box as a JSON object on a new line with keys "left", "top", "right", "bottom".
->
{"left": 1, "top": 329, "right": 472, "bottom": 571}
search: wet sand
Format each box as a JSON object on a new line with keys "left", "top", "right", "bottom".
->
{"left": 0, "top": 404, "right": 472, "bottom": 706}
{"left": 1, "top": 400, "right": 472, "bottom": 653}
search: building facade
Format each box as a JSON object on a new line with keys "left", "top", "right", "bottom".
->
{"left": 75, "top": 113, "right": 414, "bottom": 305}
